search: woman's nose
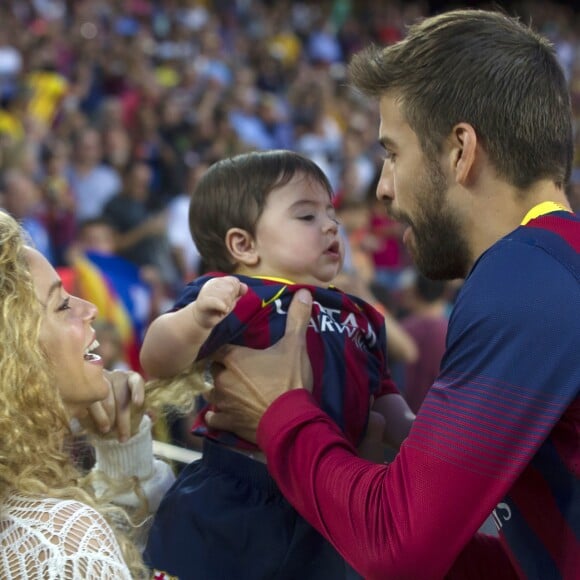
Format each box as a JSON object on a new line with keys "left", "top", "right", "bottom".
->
{"left": 80, "top": 297, "right": 98, "bottom": 321}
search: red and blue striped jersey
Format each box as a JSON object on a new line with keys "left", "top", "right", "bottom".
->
{"left": 257, "top": 210, "right": 580, "bottom": 579}
{"left": 173, "top": 275, "right": 397, "bottom": 450}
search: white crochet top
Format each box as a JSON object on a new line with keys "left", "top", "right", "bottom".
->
{"left": 0, "top": 495, "right": 132, "bottom": 579}
{"left": 0, "top": 415, "right": 175, "bottom": 579}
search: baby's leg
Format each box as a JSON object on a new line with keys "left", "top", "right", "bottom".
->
{"left": 357, "top": 410, "right": 386, "bottom": 463}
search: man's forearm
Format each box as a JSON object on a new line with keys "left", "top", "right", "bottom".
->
{"left": 258, "top": 390, "right": 516, "bottom": 579}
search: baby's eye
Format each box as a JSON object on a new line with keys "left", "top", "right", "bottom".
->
{"left": 57, "top": 297, "right": 71, "bottom": 312}
{"left": 298, "top": 215, "right": 315, "bottom": 221}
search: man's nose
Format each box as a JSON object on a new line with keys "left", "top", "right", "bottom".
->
{"left": 376, "top": 164, "right": 394, "bottom": 202}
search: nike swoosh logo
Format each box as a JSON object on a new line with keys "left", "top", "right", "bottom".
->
{"left": 261, "top": 286, "right": 287, "bottom": 308}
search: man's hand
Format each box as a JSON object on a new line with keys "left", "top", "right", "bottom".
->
{"left": 192, "top": 276, "right": 248, "bottom": 329}
{"left": 206, "top": 289, "right": 314, "bottom": 443}
{"left": 85, "top": 370, "right": 145, "bottom": 442}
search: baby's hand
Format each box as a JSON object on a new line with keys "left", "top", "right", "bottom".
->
{"left": 192, "top": 276, "right": 248, "bottom": 329}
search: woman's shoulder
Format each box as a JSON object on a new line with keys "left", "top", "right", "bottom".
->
{"left": 3, "top": 494, "right": 122, "bottom": 553}
{"left": 5, "top": 494, "right": 105, "bottom": 524}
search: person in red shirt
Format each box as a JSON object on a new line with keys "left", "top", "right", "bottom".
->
{"left": 399, "top": 273, "right": 449, "bottom": 413}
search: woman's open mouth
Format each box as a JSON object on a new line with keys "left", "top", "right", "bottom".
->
{"left": 84, "top": 339, "right": 102, "bottom": 362}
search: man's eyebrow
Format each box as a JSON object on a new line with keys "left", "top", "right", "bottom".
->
{"left": 378, "top": 136, "right": 396, "bottom": 150}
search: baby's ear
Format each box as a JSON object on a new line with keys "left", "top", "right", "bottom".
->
{"left": 225, "top": 228, "right": 258, "bottom": 266}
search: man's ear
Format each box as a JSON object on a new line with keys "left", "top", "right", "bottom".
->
{"left": 225, "top": 228, "right": 259, "bottom": 266}
{"left": 449, "top": 123, "right": 478, "bottom": 187}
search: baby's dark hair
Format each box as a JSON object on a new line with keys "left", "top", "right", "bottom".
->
{"left": 188, "top": 150, "right": 333, "bottom": 272}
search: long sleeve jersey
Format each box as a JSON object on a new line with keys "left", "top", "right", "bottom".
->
{"left": 258, "top": 210, "right": 580, "bottom": 579}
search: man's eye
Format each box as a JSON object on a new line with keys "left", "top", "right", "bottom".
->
{"left": 57, "top": 297, "right": 71, "bottom": 312}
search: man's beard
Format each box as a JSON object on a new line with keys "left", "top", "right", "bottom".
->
{"left": 392, "top": 160, "right": 471, "bottom": 280}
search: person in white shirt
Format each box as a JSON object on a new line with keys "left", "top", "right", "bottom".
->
{"left": 0, "top": 210, "right": 174, "bottom": 579}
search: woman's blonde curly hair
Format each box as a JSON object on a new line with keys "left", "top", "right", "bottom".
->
{"left": 0, "top": 211, "right": 146, "bottom": 578}
{"left": 145, "top": 360, "right": 209, "bottom": 421}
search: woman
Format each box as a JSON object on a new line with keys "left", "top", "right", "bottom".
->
{"left": 0, "top": 211, "right": 174, "bottom": 578}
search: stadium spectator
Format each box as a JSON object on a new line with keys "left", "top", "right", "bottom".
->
{"left": 66, "top": 127, "right": 121, "bottom": 222}
{"left": 399, "top": 273, "right": 449, "bottom": 413}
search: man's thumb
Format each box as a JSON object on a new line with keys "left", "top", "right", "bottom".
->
{"left": 285, "top": 289, "right": 312, "bottom": 338}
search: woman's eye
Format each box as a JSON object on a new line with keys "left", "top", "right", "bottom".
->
{"left": 57, "top": 297, "right": 71, "bottom": 312}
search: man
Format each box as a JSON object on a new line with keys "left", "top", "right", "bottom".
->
{"left": 204, "top": 9, "right": 580, "bottom": 580}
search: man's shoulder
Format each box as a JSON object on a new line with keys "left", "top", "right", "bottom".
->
{"left": 468, "top": 226, "right": 579, "bottom": 297}
{"left": 451, "top": 227, "right": 580, "bottom": 344}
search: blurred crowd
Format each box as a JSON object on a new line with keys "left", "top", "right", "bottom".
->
{"left": 0, "top": 0, "right": 579, "bottom": 399}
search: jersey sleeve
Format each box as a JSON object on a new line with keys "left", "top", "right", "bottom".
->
{"left": 257, "top": 240, "right": 579, "bottom": 579}
{"left": 375, "top": 374, "right": 398, "bottom": 398}
{"left": 172, "top": 274, "right": 260, "bottom": 359}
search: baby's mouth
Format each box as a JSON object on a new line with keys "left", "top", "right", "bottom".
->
{"left": 326, "top": 241, "right": 340, "bottom": 254}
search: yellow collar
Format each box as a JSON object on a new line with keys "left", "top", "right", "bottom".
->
{"left": 521, "top": 201, "right": 571, "bottom": 225}
{"left": 250, "top": 275, "right": 335, "bottom": 290}
{"left": 251, "top": 275, "right": 296, "bottom": 284}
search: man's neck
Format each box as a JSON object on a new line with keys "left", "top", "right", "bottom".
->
{"left": 468, "top": 179, "right": 570, "bottom": 268}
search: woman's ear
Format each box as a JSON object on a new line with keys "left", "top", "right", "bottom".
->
{"left": 225, "top": 228, "right": 259, "bottom": 266}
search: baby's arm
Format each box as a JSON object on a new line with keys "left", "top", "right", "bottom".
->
{"left": 373, "top": 393, "right": 416, "bottom": 450}
{"left": 140, "top": 276, "right": 247, "bottom": 378}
